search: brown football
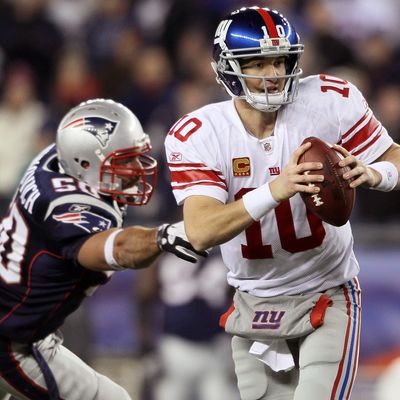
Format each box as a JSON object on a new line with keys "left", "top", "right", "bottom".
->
{"left": 297, "top": 136, "right": 355, "bottom": 226}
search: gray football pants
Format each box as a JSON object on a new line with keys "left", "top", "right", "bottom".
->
{"left": 0, "top": 333, "right": 131, "bottom": 400}
{"left": 231, "top": 279, "right": 361, "bottom": 400}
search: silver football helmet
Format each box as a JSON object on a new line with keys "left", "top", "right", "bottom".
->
{"left": 56, "top": 99, "right": 157, "bottom": 206}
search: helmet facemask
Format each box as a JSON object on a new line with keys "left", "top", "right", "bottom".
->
{"left": 213, "top": 42, "right": 303, "bottom": 112}
{"left": 99, "top": 143, "right": 157, "bottom": 206}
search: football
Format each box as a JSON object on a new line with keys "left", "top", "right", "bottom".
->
{"left": 297, "top": 136, "right": 355, "bottom": 226}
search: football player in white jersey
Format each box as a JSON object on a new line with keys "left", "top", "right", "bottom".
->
{"left": 164, "top": 6, "right": 400, "bottom": 400}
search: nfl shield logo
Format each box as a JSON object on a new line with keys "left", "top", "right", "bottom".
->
{"left": 263, "top": 141, "right": 272, "bottom": 152}
{"left": 261, "top": 137, "right": 274, "bottom": 154}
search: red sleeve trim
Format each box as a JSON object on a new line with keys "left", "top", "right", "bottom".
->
{"left": 341, "top": 115, "right": 381, "bottom": 152}
{"left": 341, "top": 111, "right": 370, "bottom": 140}
{"left": 352, "top": 131, "right": 382, "bottom": 156}
{"left": 171, "top": 169, "right": 225, "bottom": 185}
{"left": 168, "top": 162, "right": 208, "bottom": 168}
{"left": 172, "top": 181, "right": 228, "bottom": 191}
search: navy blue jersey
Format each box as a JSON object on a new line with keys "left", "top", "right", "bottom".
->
{"left": 0, "top": 145, "right": 125, "bottom": 343}
{"left": 158, "top": 252, "right": 231, "bottom": 342}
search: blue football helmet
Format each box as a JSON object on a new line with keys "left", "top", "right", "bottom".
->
{"left": 212, "top": 6, "right": 304, "bottom": 112}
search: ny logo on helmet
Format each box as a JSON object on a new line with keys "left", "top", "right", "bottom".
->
{"left": 214, "top": 19, "right": 232, "bottom": 45}
{"left": 61, "top": 117, "right": 119, "bottom": 148}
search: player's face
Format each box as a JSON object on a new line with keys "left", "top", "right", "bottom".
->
{"left": 114, "top": 156, "right": 143, "bottom": 189}
{"left": 240, "top": 56, "right": 287, "bottom": 94}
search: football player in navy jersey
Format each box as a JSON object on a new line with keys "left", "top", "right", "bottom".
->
{"left": 0, "top": 98, "right": 207, "bottom": 400}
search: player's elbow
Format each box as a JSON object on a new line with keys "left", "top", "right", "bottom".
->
{"left": 186, "top": 227, "right": 213, "bottom": 252}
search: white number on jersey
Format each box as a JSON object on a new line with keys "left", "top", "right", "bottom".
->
{"left": 0, "top": 202, "right": 28, "bottom": 284}
{"left": 52, "top": 177, "right": 99, "bottom": 197}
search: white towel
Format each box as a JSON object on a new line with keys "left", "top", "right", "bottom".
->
{"left": 249, "top": 340, "right": 295, "bottom": 372}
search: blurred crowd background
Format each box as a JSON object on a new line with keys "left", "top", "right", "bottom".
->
{"left": 0, "top": 0, "right": 399, "bottom": 399}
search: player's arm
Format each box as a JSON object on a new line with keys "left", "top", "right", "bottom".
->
{"left": 373, "top": 143, "right": 400, "bottom": 190}
{"left": 78, "top": 223, "right": 208, "bottom": 272}
{"left": 325, "top": 77, "right": 399, "bottom": 191}
{"left": 184, "top": 142, "right": 323, "bottom": 251}
{"left": 78, "top": 226, "right": 160, "bottom": 271}
{"left": 184, "top": 195, "right": 253, "bottom": 251}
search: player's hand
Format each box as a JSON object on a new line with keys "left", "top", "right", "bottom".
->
{"left": 269, "top": 142, "right": 324, "bottom": 202}
{"left": 156, "top": 221, "right": 209, "bottom": 263}
{"left": 333, "top": 144, "right": 378, "bottom": 188}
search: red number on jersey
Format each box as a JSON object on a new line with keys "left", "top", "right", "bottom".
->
{"left": 168, "top": 115, "right": 202, "bottom": 142}
{"left": 319, "top": 74, "right": 349, "bottom": 98}
{"left": 235, "top": 188, "right": 273, "bottom": 259}
{"left": 235, "top": 189, "right": 326, "bottom": 259}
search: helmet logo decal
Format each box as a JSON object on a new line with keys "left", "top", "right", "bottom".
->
{"left": 62, "top": 117, "right": 118, "bottom": 148}
{"left": 214, "top": 19, "right": 232, "bottom": 45}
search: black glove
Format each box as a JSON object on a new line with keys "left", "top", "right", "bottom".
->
{"left": 156, "top": 221, "right": 209, "bottom": 263}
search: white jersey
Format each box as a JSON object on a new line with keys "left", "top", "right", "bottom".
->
{"left": 165, "top": 74, "right": 393, "bottom": 297}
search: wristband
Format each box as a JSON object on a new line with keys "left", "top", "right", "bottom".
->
{"left": 368, "top": 161, "right": 398, "bottom": 192}
{"left": 242, "top": 183, "right": 279, "bottom": 221}
{"left": 104, "top": 229, "right": 124, "bottom": 271}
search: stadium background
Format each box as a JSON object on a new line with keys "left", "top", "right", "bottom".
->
{"left": 0, "top": 0, "right": 399, "bottom": 399}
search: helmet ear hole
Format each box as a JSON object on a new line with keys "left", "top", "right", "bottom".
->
{"left": 73, "top": 157, "right": 90, "bottom": 169}
{"left": 80, "top": 160, "right": 90, "bottom": 170}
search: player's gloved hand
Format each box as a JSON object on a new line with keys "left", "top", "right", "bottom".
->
{"left": 156, "top": 221, "right": 209, "bottom": 263}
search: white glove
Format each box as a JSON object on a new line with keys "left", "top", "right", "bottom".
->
{"left": 157, "top": 221, "right": 208, "bottom": 263}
